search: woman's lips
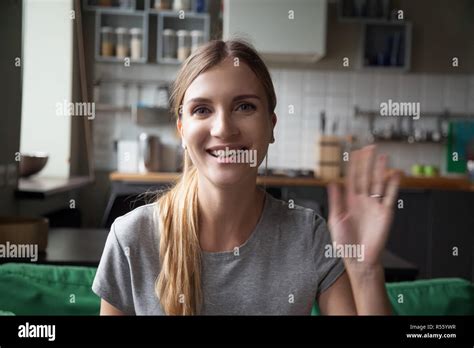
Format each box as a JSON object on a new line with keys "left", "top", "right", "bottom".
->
{"left": 205, "top": 145, "right": 248, "bottom": 158}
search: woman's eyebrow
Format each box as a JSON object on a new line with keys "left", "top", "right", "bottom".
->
{"left": 186, "top": 94, "right": 261, "bottom": 105}
{"left": 233, "top": 94, "right": 261, "bottom": 102}
{"left": 186, "top": 97, "right": 212, "bottom": 105}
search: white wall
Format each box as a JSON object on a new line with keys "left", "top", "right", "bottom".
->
{"left": 20, "top": 0, "right": 73, "bottom": 177}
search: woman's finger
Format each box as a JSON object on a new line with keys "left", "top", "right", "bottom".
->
{"left": 383, "top": 172, "right": 401, "bottom": 208}
{"left": 360, "top": 145, "right": 376, "bottom": 195}
{"left": 328, "top": 182, "right": 345, "bottom": 222}
{"left": 346, "top": 149, "right": 358, "bottom": 195}
{"left": 371, "top": 154, "right": 387, "bottom": 198}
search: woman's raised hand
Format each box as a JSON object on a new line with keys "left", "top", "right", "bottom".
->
{"left": 327, "top": 145, "right": 401, "bottom": 270}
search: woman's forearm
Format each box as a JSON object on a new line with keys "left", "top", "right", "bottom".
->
{"left": 345, "top": 263, "right": 393, "bottom": 315}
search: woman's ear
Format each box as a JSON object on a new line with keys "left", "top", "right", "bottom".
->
{"left": 270, "top": 113, "right": 277, "bottom": 143}
{"left": 176, "top": 117, "right": 182, "bottom": 135}
{"left": 177, "top": 118, "right": 187, "bottom": 149}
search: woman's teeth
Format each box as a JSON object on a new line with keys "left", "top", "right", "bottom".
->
{"left": 207, "top": 147, "right": 248, "bottom": 158}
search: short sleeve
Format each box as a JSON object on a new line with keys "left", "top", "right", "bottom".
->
{"left": 313, "top": 214, "right": 346, "bottom": 296}
{"left": 92, "top": 223, "right": 135, "bottom": 315}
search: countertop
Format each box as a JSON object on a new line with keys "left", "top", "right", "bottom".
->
{"left": 15, "top": 176, "right": 93, "bottom": 198}
{"left": 109, "top": 171, "right": 474, "bottom": 191}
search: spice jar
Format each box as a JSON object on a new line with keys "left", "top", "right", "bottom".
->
{"left": 176, "top": 30, "right": 191, "bottom": 62}
{"left": 115, "top": 27, "right": 129, "bottom": 58}
{"left": 129, "top": 27, "right": 143, "bottom": 60}
{"left": 100, "top": 26, "right": 114, "bottom": 57}
{"left": 173, "top": 0, "right": 191, "bottom": 11}
{"left": 162, "top": 29, "right": 177, "bottom": 59}
{"left": 154, "top": 0, "right": 171, "bottom": 10}
{"left": 190, "top": 30, "right": 204, "bottom": 53}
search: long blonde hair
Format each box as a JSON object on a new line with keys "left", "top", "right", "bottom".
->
{"left": 155, "top": 39, "right": 277, "bottom": 315}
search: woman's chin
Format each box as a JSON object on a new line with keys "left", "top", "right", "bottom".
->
{"left": 206, "top": 165, "right": 255, "bottom": 187}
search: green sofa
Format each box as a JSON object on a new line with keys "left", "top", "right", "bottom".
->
{"left": 0, "top": 263, "right": 473, "bottom": 315}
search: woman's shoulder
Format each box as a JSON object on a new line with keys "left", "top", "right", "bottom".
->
{"left": 110, "top": 202, "right": 159, "bottom": 247}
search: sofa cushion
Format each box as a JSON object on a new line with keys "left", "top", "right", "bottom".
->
{"left": 0, "top": 263, "right": 473, "bottom": 315}
{"left": 312, "top": 277, "right": 474, "bottom": 315}
{"left": 385, "top": 278, "right": 474, "bottom": 315}
{"left": 0, "top": 263, "right": 99, "bottom": 315}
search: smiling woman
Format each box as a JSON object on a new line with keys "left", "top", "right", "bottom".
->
{"left": 92, "top": 39, "right": 400, "bottom": 316}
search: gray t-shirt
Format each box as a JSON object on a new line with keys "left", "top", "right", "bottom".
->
{"left": 92, "top": 192, "right": 345, "bottom": 315}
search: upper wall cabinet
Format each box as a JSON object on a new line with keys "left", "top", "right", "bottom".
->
{"left": 223, "top": 0, "right": 327, "bottom": 63}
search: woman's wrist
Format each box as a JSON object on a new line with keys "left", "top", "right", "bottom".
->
{"left": 344, "top": 261, "right": 385, "bottom": 283}
{"left": 344, "top": 262, "right": 392, "bottom": 315}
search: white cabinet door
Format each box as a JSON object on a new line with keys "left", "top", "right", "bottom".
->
{"left": 223, "top": 0, "right": 327, "bottom": 62}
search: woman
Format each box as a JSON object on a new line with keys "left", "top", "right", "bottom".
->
{"left": 92, "top": 39, "right": 400, "bottom": 315}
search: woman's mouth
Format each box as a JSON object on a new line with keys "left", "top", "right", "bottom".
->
{"left": 206, "top": 146, "right": 249, "bottom": 158}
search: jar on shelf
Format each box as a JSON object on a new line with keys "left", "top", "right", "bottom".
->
{"left": 190, "top": 30, "right": 204, "bottom": 53}
{"left": 173, "top": 0, "right": 191, "bottom": 11}
{"left": 100, "top": 26, "right": 114, "bottom": 57}
{"left": 129, "top": 27, "right": 143, "bottom": 60}
{"left": 115, "top": 27, "right": 129, "bottom": 58}
{"left": 162, "top": 29, "right": 177, "bottom": 59}
{"left": 154, "top": 0, "right": 171, "bottom": 10}
{"left": 176, "top": 30, "right": 191, "bottom": 62}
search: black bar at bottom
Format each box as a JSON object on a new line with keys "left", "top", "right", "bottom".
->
{"left": 0, "top": 316, "right": 473, "bottom": 345}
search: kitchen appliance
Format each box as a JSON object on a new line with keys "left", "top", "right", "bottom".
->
{"left": 138, "top": 133, "right": 162, "bottom": 173}
{"left": 117, "top": 140, "right": 139, "bottom": 173}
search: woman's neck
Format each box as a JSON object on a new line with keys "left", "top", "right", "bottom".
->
{"left": 197, "top": 176, "right": 265, "bottom": 253}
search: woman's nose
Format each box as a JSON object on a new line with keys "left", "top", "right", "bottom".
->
{"left": 210, "top": 109, "right": 239, "bottom": 139}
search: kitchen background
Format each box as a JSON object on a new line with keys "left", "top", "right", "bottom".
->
{"left": 0, "top": 0, "right": 473, "bottom": 282}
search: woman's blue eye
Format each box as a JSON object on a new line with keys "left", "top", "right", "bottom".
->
{"left": 237, "top": 103, "right": 256, "bottom": 112}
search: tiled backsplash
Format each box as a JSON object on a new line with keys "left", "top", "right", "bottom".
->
{"left": 268, "top": 69, "right": 474, "bottom": 173}
{"left": 93, "top": 62, "right": 474, "bottom": 174}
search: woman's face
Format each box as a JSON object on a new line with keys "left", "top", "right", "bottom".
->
{"left": 178, "top": 57, "right": 276, "bottom": 187}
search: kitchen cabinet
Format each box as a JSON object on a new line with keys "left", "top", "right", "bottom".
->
{"left": 430, "top": 191, "right": 474, "bottom": 279}
{"left": 387, "top": 190, "right": 474, "bottom": 281}
{"left": 95, "top": 11, "right": 149, "bottom": 63}
{"left": 223, "top": 0, "right": 327, "bottom": 62}
{"left": 361, "top": 21, "right": 411, "bottom": 71}
{"left": 387, "top": 191, "right": 432, "bottom": 278}
{"left": 156, "top": 11, "right": 210, "bottom": 64}
{"left": 87, "top": 0, "right": 211, "bottom": 64}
